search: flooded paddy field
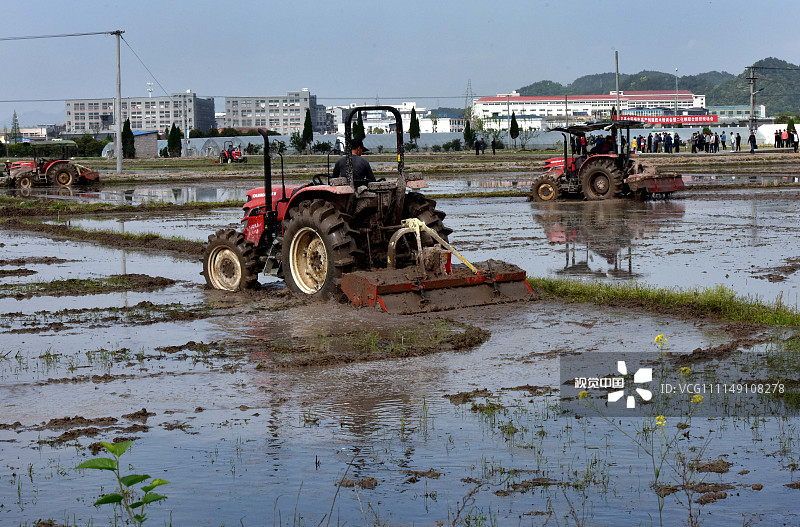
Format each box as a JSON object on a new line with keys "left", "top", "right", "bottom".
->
{"left": 1, "top": 182, "right": 800, "bottom": 525}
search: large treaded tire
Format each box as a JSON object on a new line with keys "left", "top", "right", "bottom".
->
{"left": 530, "top": 175, "right": 561, "bottom": 202}
{"left": 403, "top": 192, "right": 453, "bottom": 244}
{"left": 203, "top": 229, "right": 260, "bottom": 291}
{"left": 49, "top": 163, "right": 76, "bottom": 187}
{"left": 281, "top": 199, "right": 358, "bottom": 297}
{"left": 581, "top": 159, "right": 624, "bottom": 201}
{"left": 16, "top": 172, "right": 33, "bottom": 191}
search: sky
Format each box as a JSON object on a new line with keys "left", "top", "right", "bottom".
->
{"left": 2, "top": 0, "right": 799, "bottom": 127}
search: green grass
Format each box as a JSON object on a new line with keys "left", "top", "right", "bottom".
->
{"left": 0, "top": 275, "right": 142, "bottom": 298}
{"left": 527, "top": 277, "right": 800, "bottom": 326}
{"left": 0, "top": 197, "right": 244, "bottom": 217}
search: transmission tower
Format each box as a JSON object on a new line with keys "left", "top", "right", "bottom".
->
{"left": 464, "top": 79, "right": 474, "bottom": 109}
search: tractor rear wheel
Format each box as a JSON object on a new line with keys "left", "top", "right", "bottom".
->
{"left": 581, "top": 159, "right": 623, "bottom": 200}
{"left": 403, "top": 192, "right": 453, "bottom": 244}
{"left": 53, "top": 165, "right": 75, "bottom": 187}
{"left": 530, "top": 175, "right": 561, "bottom": 202}
{"left": 281, "top": 199, "right": 358, "bottom": 297}
{"left": 203, "top": 229, "right": 260, "bottom": 291}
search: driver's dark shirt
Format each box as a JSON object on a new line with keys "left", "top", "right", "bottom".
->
{"left": 332, "top": 155, "right": 376, "bottom": 184}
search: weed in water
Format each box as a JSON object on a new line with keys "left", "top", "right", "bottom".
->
{"left": 76, "top": 440, "right": 168, "bottom": 526}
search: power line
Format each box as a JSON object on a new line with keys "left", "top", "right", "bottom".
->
{"left": 120, "top": 35, "right": 172, "bottom": 99}
{"left": 0, "top": 31, "right": 118, "bottom": 41}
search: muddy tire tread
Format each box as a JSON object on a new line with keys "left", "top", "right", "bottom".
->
{"left": 202, "top": 228, "right": 260, "bottom": 290}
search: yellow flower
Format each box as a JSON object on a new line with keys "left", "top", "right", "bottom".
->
{"left": 680, "top": 367, "right": 691, "bottom": 376}
{"left": 578, "top": 390, "right": 588, "bottom": 400}
{"left": 655, "top": 415, "right": 666, "bottom": 427}
{"left": 654, "top": 334, "right": 664, "bottom": 344}
{"left": 692, "top": 394, "right": 703, "bottom": 404}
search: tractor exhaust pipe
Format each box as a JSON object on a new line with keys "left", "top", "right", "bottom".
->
{"left": 257, "top": 128, "right": 272, "bottom": 213}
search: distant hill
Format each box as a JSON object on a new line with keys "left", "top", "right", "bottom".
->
{"left": 517, "top": 58, "right": 800, "bottom": 115}
{"left": 519, "top": 70, "right": 734, "bottom": 99}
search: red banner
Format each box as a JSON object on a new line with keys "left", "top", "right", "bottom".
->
{"left": 616, "top": 115, "right": 718, "bottom": 124}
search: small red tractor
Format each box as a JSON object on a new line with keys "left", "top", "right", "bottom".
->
{"left": 203, "top": 106, "right": 531, "bottom": 313}
{"left": 219, "top": 141, "right": 247, "bottom": 164}
{"left": 529, "top": 120, "right": 684, "bottom": 202}
{"left": 1, "top": 140, "right": 100, "bottom": 191}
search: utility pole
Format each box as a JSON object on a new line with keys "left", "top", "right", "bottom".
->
{"left": 112, "top": 30, "right": 124, "bottom": 174}
{"left": 748, "top": 66, "right": 757, "bottom": 132}
{"left": 615, "top": 51, "right": 621, "bottom": 152}
{"left": 674, "top": 68, "right": 679, "bottom": 119}
{"left": 506, "top": 94, "right": 510, "bottom": 132}
{"left": 565, "top": 95, "right": 569, "bottom": 128}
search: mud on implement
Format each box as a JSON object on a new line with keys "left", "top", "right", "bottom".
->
{"left": 203, "top": 105, "right": 531, "bottom": 313}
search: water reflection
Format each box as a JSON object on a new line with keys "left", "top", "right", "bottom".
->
{"left": 532, "top": 200, "right": 686, "bottom": 279}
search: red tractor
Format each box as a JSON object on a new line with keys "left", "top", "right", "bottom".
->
{"left": 2, "top": 140, "right": 100, "bottom": 191}
{"left": 203, "top": 106, "right": 531, "bottom": 313}
{"left": 219, "top": 141, "right": 247, "bottom": 163}
{"left": 530, "top": 120, "right": 684, "bottom": 202}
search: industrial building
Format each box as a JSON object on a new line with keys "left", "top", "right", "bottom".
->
{"left": 64, "top": 92, "right": 215, "bottom": 135}
{"left": 222, "top": 89, "right": 327, "bottom": 135}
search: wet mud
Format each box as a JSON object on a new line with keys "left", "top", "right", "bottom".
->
{"left": 0, "top": 274, "right": 176, "bottom": 300}
{"left": 0, "top": 218, "right": 204, "bottom": 258}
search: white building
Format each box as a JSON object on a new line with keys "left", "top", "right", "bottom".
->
{"left": 419, "top": 116, "right": 466, "bottom": 134}
{"left": 333, "top": 102, "right": 429, "bottom": 134}
{"left": 473, "top": 90, "right": 706, "bottom": 124}
{"left": 224, "top": 89, "right": 327, "bottom": 135}
{"left": 65, "top": 92, "right": 215, "bottom": 134}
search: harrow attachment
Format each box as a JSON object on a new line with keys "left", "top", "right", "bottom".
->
{"left": 340, "top": 219, "right": 533, "bottom": 314}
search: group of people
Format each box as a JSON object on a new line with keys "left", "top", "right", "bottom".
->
{"left": 688, "top": 131, "right": 740, "bottom": 153}
{"left": 774, "top": 129, "right": 799, "bottom": 151}
{"left": 631, "top": 132, "right": 681, "bottom": 154}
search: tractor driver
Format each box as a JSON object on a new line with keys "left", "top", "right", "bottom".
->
{"left": 332, "top": 138, "right": 376, "bottom": 186}
{"left": 589, "top": 135, "right": 615, "bottom": 156}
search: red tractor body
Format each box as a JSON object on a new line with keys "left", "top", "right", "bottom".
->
{"left": 2, "top": 140, "right": 100, "bottom": 192}
{"left": 530, "top": 121, "right": 684, "bottom": 202}
{"left": 202, "top": 105, "right": 531, "bottom": 313}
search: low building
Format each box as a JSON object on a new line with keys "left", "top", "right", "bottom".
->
{"left": 474, "top": 90, "right": 706, "bottom": 125}
{"left": 707, "top": 105, "right": 767, "bottom": 120}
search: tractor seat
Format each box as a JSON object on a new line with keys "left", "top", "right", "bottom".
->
{"left": 366, "top": 180, "right": 396, "bottom": 191}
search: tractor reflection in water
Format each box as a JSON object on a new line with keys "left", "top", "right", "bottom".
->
{"left": 532, "top": 200, "right": 686, "bottom": 278}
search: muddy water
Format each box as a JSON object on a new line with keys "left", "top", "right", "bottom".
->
{"left": 2, "top": 185, "right": 800, "bottom": 524}
{"left": 53, "top": 188, "right": 800, "bottom": 302}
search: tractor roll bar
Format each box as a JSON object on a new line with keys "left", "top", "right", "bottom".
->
{"left": 257, "top": 129, "right": 273, "bottom": 212}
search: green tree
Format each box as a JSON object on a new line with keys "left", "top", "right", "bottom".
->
{"left": 302, "top": 109, "right": 313, "bottom": 152}
{"left": 787, "top": 118, "right": 796, "bottom": 133}
{"left": 122, "top": 119, "right": 136, "bottom": 159}
{"left": 207, "top": 126, "right": 220, "bottom": 137}
{"left": 289, "top": 131, "right": 307, "bottom": 153}
{"left": 611, "top": 106, "right": 617, "bottom": 121}
{"left": 189, "top": 129, "right": 205, "bottom": 138}
{"left": 167, "top": 123, "right": 182, "bottom": 157}
{"left": 353, "top": 111, "right": 366, "bottom": 141}
{"left": 463, "top": 120, "right": 475, "bottom": 148}
{"left": 219, "top": 127, "right": 241, "bottom": 137}
{"left": 409, "top": 107, "right": 420, "bottom": 143}
{"left": 9, "top": 111, "right": 21, "bottom": 144}
{"left": 509, "top": 112, "right": 520, "bottom": 148}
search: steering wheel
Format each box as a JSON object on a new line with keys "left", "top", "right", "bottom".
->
{"left": 312, "top": 174, "right": 325, "bottom": 186}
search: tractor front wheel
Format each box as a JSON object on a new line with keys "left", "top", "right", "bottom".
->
{"left": 203, "top": 229, "right": 260, "bottom": 291}
{"left": 581, "top": 160, "right": 623, "bottom": 200}
{"left": 530, "top": 175, "right": 561, "bottom": 202}
{"left": 281, "top": 199, "right": 358, "bottom": 297}
{"left": 16, "top": 173, "right": 33, "bottom": 191}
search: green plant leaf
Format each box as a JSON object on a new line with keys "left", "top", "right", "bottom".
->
{"left": 133, "top": 513, "right": 147, "bottom": 522}
{"left": 142, "top": 493, "right": 167, "bottom": 504}
{"left": 131, "top": 501, "right": 143, "bottom": 509}
{"left": 94, "top": 493, "right": 124, "bottom": 505}
{"left": 77, "top": 458, "right": 118, "bottom": 471}
{"left": 102, "top": 440, "right": 132, "bottom": 457}
{"left": 120, "top": 474, "right": 150, "bottom": 487}
{"left": 141, "top": 479, "right": 169, "bottom": 492}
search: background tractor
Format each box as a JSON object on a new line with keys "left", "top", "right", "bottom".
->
{"left": 219, "top": 141, "right": 247, "bottom": 164}
{"left": 1, "top": 140, "right": 100, "bottom": 192}
{"left": 203, "top": 106, "right": 530, "bottom": 313}
{"left": 529, "top": 120, "right": 684, "bottom": 202}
